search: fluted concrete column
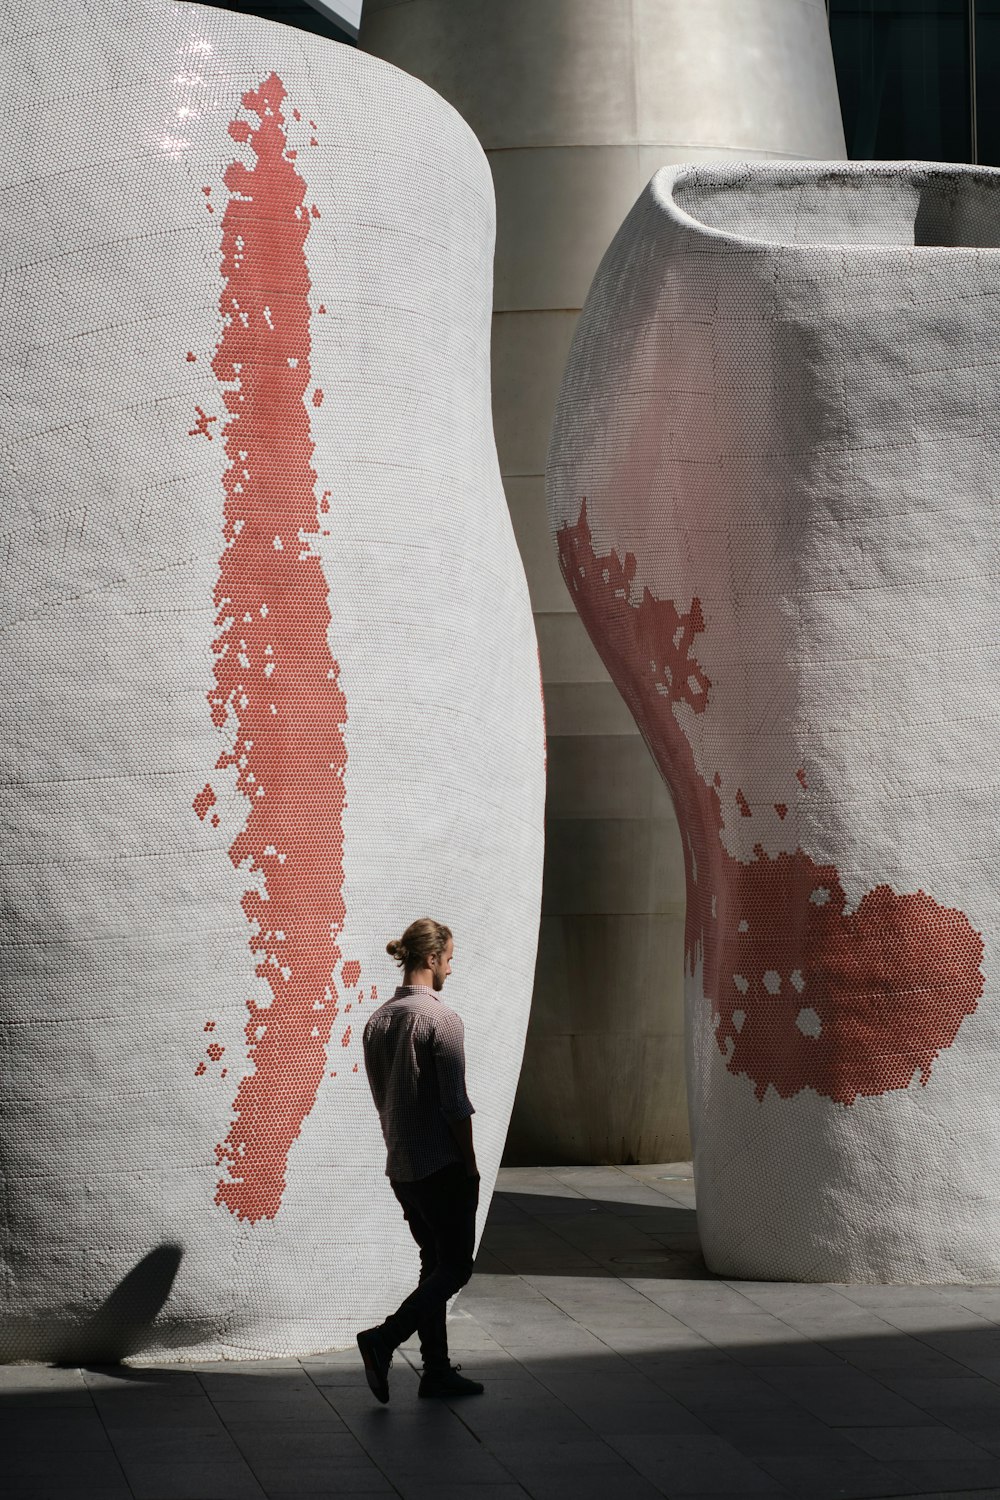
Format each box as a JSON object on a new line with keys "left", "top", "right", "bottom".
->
{"left": 360, "top": 0, "right": 845, "bottom": 1165}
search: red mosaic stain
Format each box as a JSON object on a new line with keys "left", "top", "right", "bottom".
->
{"left": 207, "top": 1043, "right": 225, "bottom": 1062}
{"left": 193, "top": 783, "right": 216, "bottom": 821}
{"left": 796, "top": 767, "right": 809, "bottom": 790}
{"left": 557, "top": 500, "right": 984, "bottom": 1106}
{"left": 736, "top": 789, "right": 752, "bottom": 818}
{"left": 342, "top": 960, "right": 361, "bottom": 987}
{"left": 775, "top": 804, "right": 788, "bottom": 821}
{"left": 189, "top": 406, "right": 217, "bottom": 440}
{"left": 202, "top": 73, "right": 348, "bottom": 1222}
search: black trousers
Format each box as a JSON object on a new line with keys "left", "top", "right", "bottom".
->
{"left": 380, "top": 1161, "right": 479, "bottom": 1370}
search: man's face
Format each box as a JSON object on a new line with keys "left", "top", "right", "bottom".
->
{"left": 430, "top": 939, "right": 453, "bottom": 992}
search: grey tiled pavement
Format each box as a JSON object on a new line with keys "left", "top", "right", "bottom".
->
{"left": 8, "top": 1166, "right": 1000, "bottom": 1498}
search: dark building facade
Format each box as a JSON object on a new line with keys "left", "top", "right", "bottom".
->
{"left": 829, "top": 1, "right": 998, "bottom": 165}
{"left": 204, "top": 0, "right": 358, "bottom": 45}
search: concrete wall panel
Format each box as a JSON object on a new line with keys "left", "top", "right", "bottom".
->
{"left": 492, "top": 147, "right": 644, "bottom": 311}
{"left": 361, "top": 0, "right": 845, "bottom": 1166}
{"left": 634, "top": 0, "right": 845, "bottom": 154}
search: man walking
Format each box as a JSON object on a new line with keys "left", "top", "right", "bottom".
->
{"left": 357, "top": 917, "right": 484, "bottom": 1403}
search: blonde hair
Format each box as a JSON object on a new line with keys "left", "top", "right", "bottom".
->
{"left": 386, "top": 917, "right": 453, "bottom": 971}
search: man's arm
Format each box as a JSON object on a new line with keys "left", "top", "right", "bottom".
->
{"left": 446, "top": 1113, "right": 478, "bottom": 1178}
{"left": 434, "top": 1011, "right": 478, "bottom": 1176}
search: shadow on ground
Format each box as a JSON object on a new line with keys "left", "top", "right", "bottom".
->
{"left": 477, "top": 1190, "right": 710, "bottom": 1280}
{"left": 5, "top": 1172, "right": 1000, "bottom": 1499}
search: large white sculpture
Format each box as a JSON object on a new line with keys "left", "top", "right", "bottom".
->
{"left": 0, "top": 0, "right": 544, "bottom": 1360}
{"left": 548, "top": 161, "right": 998, "bottom": 1281}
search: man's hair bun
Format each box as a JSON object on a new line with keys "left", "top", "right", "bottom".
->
{"left": 386, "top": 918, "right": 453, "bottom": 970}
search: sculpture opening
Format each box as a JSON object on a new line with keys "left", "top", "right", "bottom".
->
{"left": 672, "top": 165, "right": 1000, "bottom": 248}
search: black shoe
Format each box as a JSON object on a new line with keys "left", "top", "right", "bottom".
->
{"left": 418, "top": 1363, "right": 484, "bottom": 1399}
{"left": 356, "top": 1326, "right": 392, "bottom": 1404}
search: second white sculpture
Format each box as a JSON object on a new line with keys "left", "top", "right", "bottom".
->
{"left": 549, "top": 160, "right": 999, "bottom": 1281}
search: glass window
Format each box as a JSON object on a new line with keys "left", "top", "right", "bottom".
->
{"left": 829, "top": 1, "right": 972, "bottom": 162}
{"left": 976, "top": 2, "right": 1000, "bottom": 163}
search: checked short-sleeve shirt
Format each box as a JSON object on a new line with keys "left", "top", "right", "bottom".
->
{"left": 362, "top": 984, "right": 475, "bottom": 1182}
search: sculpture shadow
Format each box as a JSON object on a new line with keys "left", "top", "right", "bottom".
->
{"left": 50, "top": 1243, "right": 184, "bottom": 1368}
{"left": 476, "top": 1189, "right": 711, "bottom": 1280}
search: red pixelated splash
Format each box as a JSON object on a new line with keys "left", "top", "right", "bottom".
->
{"left": 200, "top": 73, "right": 348, "bottom": 1221}
{"left": 342, "top": 960, "right": 361, "bottom": 987}
{"left": 189, "top": 406, "right": 217, "bottom": 440}
{"left": 557, "top": 501, "right": 984, "bottom": 1106}
{"left": 193, "top": 783, "right": 216, "bottom": 821}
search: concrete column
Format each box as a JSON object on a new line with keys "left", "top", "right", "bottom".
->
{"left": 360, "top": 0, "right": 846, "bottom": 1165}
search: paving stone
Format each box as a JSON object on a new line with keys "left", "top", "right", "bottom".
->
{"left": 197, "top": 1373, "right": 322, "bottom": 1401}
{"left": 666, "top": 1494, "right": 786, "bottom": 1500}
{"left": 227, "top": 1428, "right": 370, "bottom": 1464}
{"left": 498, "top": 1435, "right": 647, "bottom": 1486}
{"left": 6, "top": 1452, "right": 129, "bottom": 1484}
{"left": 249, "top": 1460, "right": 398, "bottom": 1492}
{"left": 840, "top": 1424, "right": 993, "bottom": 1460}
{"left": 222, "top": 1406, "right": 349, "bottom": 1432}
{"left": 608, "top": 1431, "right": 779, "bottom": 1493}
{"left": 6, "top": 1486, "right": 133, "bottom": 1500}
{"left": 92, "top": 1392, "right": 223, "bottom": 1426}
{"left": 0, "top": 1366, "right": 88, "bottom": 1393}
{"left": 109, "top": 1427, "right": 245, "bottom": 1460}
{"left": 0, "top": 1386, "right": 95, "bottom": 1407}
{"left": 759, "top": 1367, "right": 936, "bottom": 1426}
{"left": 567, "top": 1397, "right": 712, "bottom": 1436}
{"left": 82, "top": 1367, "right": 204, "bottom": 1395}
{"left": 209, "top": 1395, "right": 337, "bottom": 1426}
{"left": 0, "top": 1410, "right": 115, "bottom": 1450}
{"left": 752, "top": 1453, "right": 916, "bottom": 1498}
{"left": 392, "top": 1486, "right": 530, "bottom": 1500}
{"left": 888, "top": 1458, "right": 1000, "bottom": 1490}
{"left": 823, "top": 1339, "right": 969, "bottom": 1374}
{"left": 120, "top": 1458, "right": 266, "bottom": 1499}
{"left": 262, "top": 1492, "right": 394, "bottom": 1499}
{"left": 877, "top": 1373, "right": 1000, "bottom": 1416}
{"left": 706, "top": 1415, "right": 865, "bottom": 1458}
{"left": 486, "top": 1472, "right": 664, "bottom": 1500}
